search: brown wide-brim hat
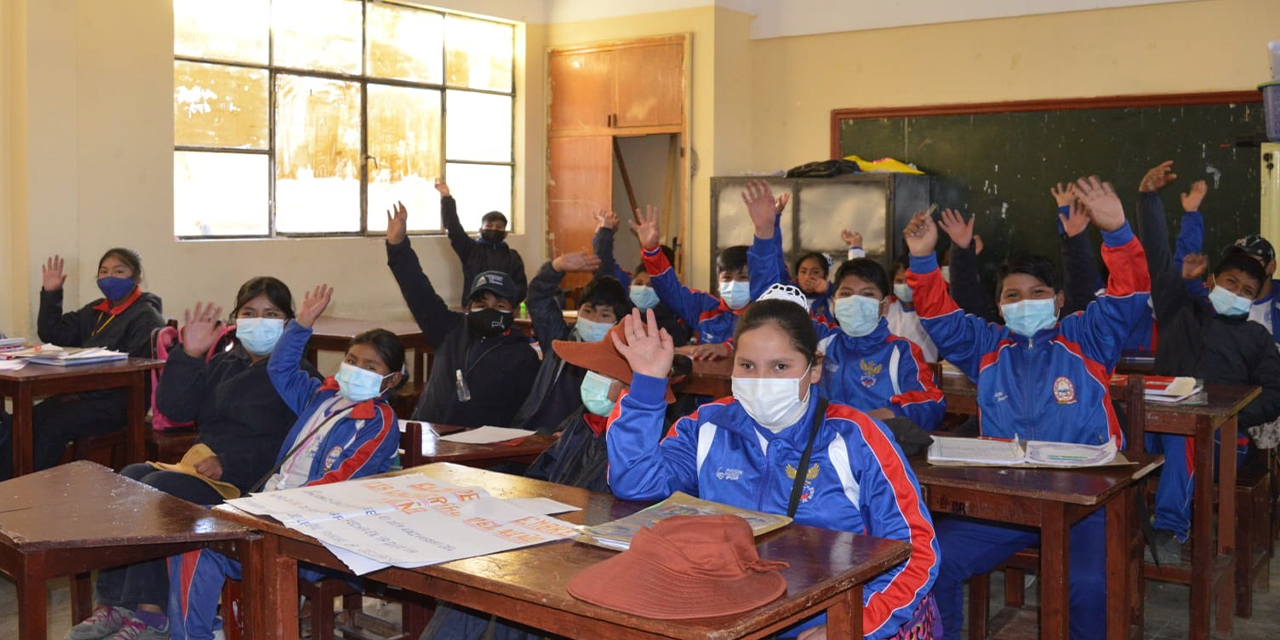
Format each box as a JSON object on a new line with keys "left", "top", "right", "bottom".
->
{"left": 566, "top": 514, "right": 788, "bottom": 620}
{"left": 552, "top": 323, "right": 676, "bottom": 403}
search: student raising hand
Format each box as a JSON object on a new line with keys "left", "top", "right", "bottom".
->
{"left": 840, "top": 229, "right": 862, "bottom": 247}
{"left": 182, "top": 301, "right": 225, "bottom": 358}
{"left": 1181, "top": 179, "right": 1208, "bottom": 212}
{"left": 1139, "top": 160, "right": 1177, "bottom": 193}
{"left": 612, "top": 309, "right": 674, "bottom": 379}
{"left": 386, "top": 201, "right": 408, "bottom": 246}
{"left": 1074, "top": 176, "right": 1126, "bottom": 231}
{"left": 904, "top": 211, "right": 938, "bottom": 257}
{"left": 41, "top": 255, "right": 67, "bottom": 292}
{"left": 937, "top": 208, "right": 976, "bottom": 249}
{"left": 742, "top": 180, "right": 788, "bottom": 240}
{"left": 296, "top": 285, "right": 333, "bottom": 329}
{"left": 1050, "top": 182, "right": 1077, "bottom": 207}
{"left": 630, "top": 204, "right": 662, "bottom": 250}
{"left": 1059, "top": 200, "right": 1091, "bottom": 238}
{"left": 594, "top": 209, "right": 619, "bottom": 231}
{"left": 551, "top": 251, "right": 602, "bottom": 273}
{"left": 1182, "top": 252, "right": 1209, "bottom": 281}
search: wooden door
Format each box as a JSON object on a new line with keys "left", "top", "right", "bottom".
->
{"left": 548, "top": 49, "right": 614, "bottom": 133}
{"left": 548, "top": 135, "right": 613, "bottom": 288}
{"left": 614, "top": 43, "right": 683, "bottom": 128}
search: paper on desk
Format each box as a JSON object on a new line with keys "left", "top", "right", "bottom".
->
{"left": 927, "top": 436, "right": 1024, "bottom": 465}
{"left": 0, "top": 359, "right": 27, "bottom": 371}
{"left": 438, "top": 426, "right": 536, "bottom": 444}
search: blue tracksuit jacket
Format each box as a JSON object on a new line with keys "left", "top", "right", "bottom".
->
{"left": 607, "top": 374, "right": 939, "bottom": 640}
{"left": 643, "top": 246, "right": 742, "bottom": 345}
{"left": 814, "top": 318, "right": 945, "bottom": 431}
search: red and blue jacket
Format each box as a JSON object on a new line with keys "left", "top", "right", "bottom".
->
{"left": 607, "top": 374, "right": 939, "bottom": 640}
{"left": 267, "top": 321, "right": 400, "bottom": 486}
{"left": 814, "top": 318, "right": 946, "bottom": 431}
{"left": 907, "top": 221, "right": 1151, "bottom": 446}
{"left": 643, "top": 246, "right": 742, "bottom": 345}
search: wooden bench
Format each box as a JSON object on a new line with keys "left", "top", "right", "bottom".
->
{"left": 1234, "top": 470, "right": 1272, "bottom": 617}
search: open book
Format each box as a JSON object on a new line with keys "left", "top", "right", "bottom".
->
{"left": 14, "top": 346, "right": 128, "bottom": 366}
{"left": 927, "top": 435, "right": 1122, "bottom": 468}
{"left": 577, "top": 492, "right": 792, "bottom": 551}
{"left": 1142, "top": 376, "right": 1203, "bottom": 404}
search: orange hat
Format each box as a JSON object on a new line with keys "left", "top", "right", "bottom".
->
{"left": 566, "top": 515, "right": 789, "bottom": 619}
{"left": 552, "top": 323, "right": 676, "bottom": 403}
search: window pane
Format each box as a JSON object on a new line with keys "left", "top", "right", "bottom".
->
{"left": 367, "top": 3, "right": 444, "bottom": 84}
{"left": 445, "top": 163, "right": 512, "bottom": 231}
{"left": 367, "top": 84, "right": 443, "bottom": 233}
{"left": 446, "top": 92, "right": 511, "bottom": 163}
{"left": 445, "top": 16, "right": 514, "bottom": 92}
{"left": 175, "top": 151, "right": 269, "bottom": 236}
{"left": 174, "top": 0, "right": 269, "bottom": 64}
{"left": 174, "top": 61, "right": 269, "bottom": 149}
{"left": 275, "top": 75, "right": 362, "bottom": 233}
{"left": 272, "top": 0, "right": 362, "bottom": 74}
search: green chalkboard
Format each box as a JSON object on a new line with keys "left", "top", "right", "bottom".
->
{"left": 835, "top": 93, "right": 1267, "bottom": 279}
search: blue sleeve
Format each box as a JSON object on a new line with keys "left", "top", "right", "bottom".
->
{"left": 907, "top": 253, "right": 1006, "bottom": 382}
{"left": 1058, "top": 222, "right": 1152, "bottom": 370}
{"left": 605, "top": 373, "right": 700, "bottom": 500}
{"left": 1174, "top": 210, "right": 1210, "bottom": 298}
{"left": 528, "top": 262, "right": 571, "bottom": 353}
{"left": 1055, "top": 204, "right": 1068, "bottom": 236}
{"left": 643, "top": 247, "right": 723, "bottom": 331}
{"left": 888, "top": 342, "right": 945, "bottom": 431}
{"left": 268, "top": 321, "right": 323, "bottom": 415}
{"left": 748, "top": 231, "right": 791, "bottom": 301}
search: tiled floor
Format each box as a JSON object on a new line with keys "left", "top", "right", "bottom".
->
{"left": 2, "top": 556, "right": 1278, "bottom": 639}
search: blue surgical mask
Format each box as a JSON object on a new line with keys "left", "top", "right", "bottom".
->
{"left": 629, "top": 285, "right": 660, "bottom": 311}
{"left": 575, "top": 316, "right": 612, "bottom": 343}
{"left": 580, "top": 370, "right": 617, "bottom": 417}
{"left": 719, "top": 280, "right": 750, "bottom": 310}
{"left": 235, "top": 318, "right": 285, "bottom": 356}
{"left": 97, "top": 277, "right": 135, "bottom": 302}
{"left": 334, "top": 363, "right": 392, "bottom": 402}
{"left": 1209, "top": 286, "right": 1252, "bottom": 317}
{"left": 893, "top": 283, "right": 913, "bottom": 303}
{"left": 834, "top": 295, "right": 883, "bottom": 337}
{"left": 1001, "top": 298, "right": 1059, "bottom": 337}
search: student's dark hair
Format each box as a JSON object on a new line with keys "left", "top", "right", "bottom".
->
{"left": 633, "top": 245, "right": 676, "bottom": 275}
{"left": 833, "top": 258, "right": 890, "bottom": 298}
{"left": 893, "top": 257, "right": 909, "bottom": 277}
{"left": 717, "top": 245, "right": 749, "bottom": 274}
{"left": 733, "top": 299, "right": 819, "bottom": 366}
{"left": 1216, "top": 251, "right": 1268, "bottom": 295}
{"left": 793, "top": 252, "right": 831, "bottom": 279}
{"left": 99, "top": 247, "right": 143, "bottom": 281}
{"left": 996, "top": 251, "right": 1059, "bottom": 295}
{"left": 481, "top": 211, "right": 508, "bottom": 226}
{"left": 349, "top": 329, "right": 407, "bottom": 390}
{"left": 233, "top": 276, "right": 295, "bottom": 319}
{"left": 580, "top": 275, "right": 631, "bottom": 316}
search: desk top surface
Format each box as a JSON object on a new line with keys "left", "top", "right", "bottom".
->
{"left": 218, "top": 462, "right": 910, "bottom": 640}
{"left": 0, "top": 357, "right": 164, "bottom": 382}
{"left": 309, "top": 317, "right": 425, "bottom": 340}
{"left": 0, "top": 461, "right": 250, "bottom": 552}
{"left": 913, "top": 451, "right": 1163, "bottom": 506}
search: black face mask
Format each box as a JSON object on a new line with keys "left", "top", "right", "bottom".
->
{"left": 467, "top": 307, "right": 513, "bottom": 338}
{"left": 480, "top": 229, "right": 507, "bottom": 244}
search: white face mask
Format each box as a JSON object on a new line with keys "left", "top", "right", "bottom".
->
{"left": 719, "top": 280, "right": 751, "bottom": 310}
{"left": 893, "top": 283, "right": 913, "bottom": 303}
{"left": 732, "top": 365, "right": 812, "bottom": 433}
{"left": 834, "top": 294, "right": 882, "bottom": 338}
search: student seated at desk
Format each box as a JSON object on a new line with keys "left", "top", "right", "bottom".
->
{"left": 886, "top": 258, "right": 939, "bottom": 363}
{"left": 385, "top": 202, "right": 540, "bottom": 428}
{"left": 606, "top": 299, "right": 940, "bottom": 640}
{"left": 0, "top": 248, "right": 165, "bottom": 480}
{"left": 905, "top": 176, "right": 1151, "bottom": 640}
{"left": 1135, "top": 161, "right": 1280, "bottom": 562}
{"left": 437, "top": 179, "right": 528, "bottom": 306}
{"left": 168, "top": 285, "right": 402, "bottom": 640}
{"left": 510, "top": 252, "right": 630, "bottom": 432}
{"left": 591, "top": 209, "right": 692, "bottom": 347}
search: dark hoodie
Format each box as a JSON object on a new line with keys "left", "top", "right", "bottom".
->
{"left": 38, "top": 286, "right": 165, "bottom": 357}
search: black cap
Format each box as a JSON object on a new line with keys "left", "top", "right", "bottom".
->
{"left": 469, "top": 271, "right": 516, "bottom": 303}
{"left": 1222, "top": 235, "right": 1276, "bottom": 265}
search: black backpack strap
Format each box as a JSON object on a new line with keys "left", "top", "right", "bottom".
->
{"left": 787, "top": 398, "right": 829, "bottom": 518}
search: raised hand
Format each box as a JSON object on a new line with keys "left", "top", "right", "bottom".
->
{"left": 973, "top": 234, "right": 985, "bottom": 256}
{"left": 296, "top": 285, "right": 333, "bottom": 329}
{"left": 552, "top": 251, "right": 602, "bottom": 273}
{"left": 1050, "top": 182, "right": 1077, "bottom": 207}
{"left": 1181, "top": 179, "right": 1208, "bottom": 212}
{"left": 182, "top": 301, "right": 225, "bottom": 358}
{"left": 742, "top": 180, "right": 783, "bottom": 239}
{"left": 841, "top": 230, "right": 863, "bottom": 247}
{"left": 1059, "top": 200, "right": 1091, "bottom": 238}
{"left": 42, "top": 255, "right": 67, "bottom": 292}
{"left": 434, "top": 179, "right": 450, "bottom": 197}
{"left": 629, "top": 204, "right": 662, "bottom": 250}
{"left": 1139, "top": 160, "right": 1177, "bottom": 193}
{"left": 612, "top": 309, "right": 674, "bottom": 379}
{"left": 386, "top": 201, "right": 408, "bottom": 245}
{"left": 937, "top": 208, "right": 975, "bottom": 249}
{"left": 594, "top": 209, "right": 620, "bottom": 231}
{"left": 1074, "top": 176, "right": 1125, "bottom": 232}
{"left": 1182, "top": 252, "right": 1209, "bottom": 281}
{"left": 903, "top": 211, "right": 938, "bottom": 258}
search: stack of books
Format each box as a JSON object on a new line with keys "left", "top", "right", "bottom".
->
{"left": 13, "top": 345, "right": 129, "bottom": 367}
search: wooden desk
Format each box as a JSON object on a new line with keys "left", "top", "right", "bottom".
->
{"left": 915, "top": 454, "right": 1162, "bottom": 640}
{"left": 681, "top": 357, "right": 732, "bottom": 397}
{"left": 306, "top": 317, "right": 431, "bottom": 383}
{"left": 399, "top": 422, "right": 556, "bottom": 469}
{"left": 224, "top": 463, "right": 912, "bottom": 640}
{"left": 0, "top": 357, "right": 163, "bottom": 476}
{"left": 939, "top": 370, "right": 1261, "bottom": 640}
{"left": 0, "top": 461, "right": 262, "bottom": 640}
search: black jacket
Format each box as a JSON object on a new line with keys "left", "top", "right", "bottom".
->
{"left": 443, "top": 195, "right": 527, "bottom": 306}
{"left": 38, "top": 288, "right": 165, "bottom": 357}
{"left": 510, "top": 262, "right": 585, "bottom": 432}
{"left": 948, "top": 229, "right": 1109, "bottom": 322}
{"left": 386, "top": 239, "right": 540, "bottom": 427}
{"left": 1140, "top": 192, "right": 1280, "bottom": 429}
{"left": 156, "top": 346, "right": 319, "bottom": 493}
{"left": 591, "top": 227, "right": 692, "bottom": 347}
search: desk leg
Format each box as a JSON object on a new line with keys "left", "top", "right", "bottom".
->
{"left": 1041, "top": 504, "right": 1070, "bottom": 640}
{"left": 824, "top": 587, "right": 863, "bottom": 640}
{"left": 244, "top": 535, "right": 299, "bottom": 640}
{"left": 1189, "top": 421, "right": 1214, "bottom": 640}
{"left": 1216, "top": 416, "right": 1238, "bottom": 636}
{"left": 125, "top": 371, "right": 147, "bottom": 465}
{"left": 1106, "top": 489, "right": 1132, "bottom": 640}
{"left": 72, "top": 571, "right": 94, "bottom": 623}
{"left": 12, "top": 385, "right": 34, "bottom": 476}
{"left": 17, "top": 555, "right": 47, "bottom": 640}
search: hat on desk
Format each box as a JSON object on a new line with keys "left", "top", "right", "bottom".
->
{"left": 566, "top": 515, "right": 789, "bottom": 619}
{"left": 552, "top": 322, "right": 681, "bottom": 403}
{"left": 469, "top": 271, "right": 516, "bottom": 303}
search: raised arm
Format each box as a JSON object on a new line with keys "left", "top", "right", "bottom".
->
{"left": 36, "top": 255, "right": 85, "bottom": 346}
{"left": 268, "top": 286, "right": 329, "bottom": 414}
{"left": 1058, "top": 197, "right": 1102, "bottom": 316}
{"left": 1134, "top": 162, "right": 1194, "bottom": 325}
{"left": 155, "top": 302, "right": 223, "bottom": 422}
{"left": 1175, "top": 179, "right": 1210, "bottom": 298}
{"left": 530, "top": 251, "right": 601, "bottom": 352}
{"left": 384, "top": 202, "right": 463, "bottom": 349}
{"left": 632, "top": 205, "right": 722, "bottom": 330}
{"left": 437, "top": 179, "right": 473, "bottom": 263}
{"left": 937, "top": 209, "right": 999, "bottom": 322}
{"left": 591, "top": 210, "right": 632, "bottom": 287}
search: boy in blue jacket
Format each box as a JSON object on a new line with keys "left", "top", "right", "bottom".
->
{"left": 907, "top": 176, "right": 1152, "bottom": 640}
{"left": 591, "top": 209, "right": 691, "bottom": 347}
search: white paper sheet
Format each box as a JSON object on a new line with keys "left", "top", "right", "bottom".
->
{"left": 0, "top": 359, "right": 28, "bottom": 371}
{"left": 438, "top": 426, "right": 536, "bottom": 444}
